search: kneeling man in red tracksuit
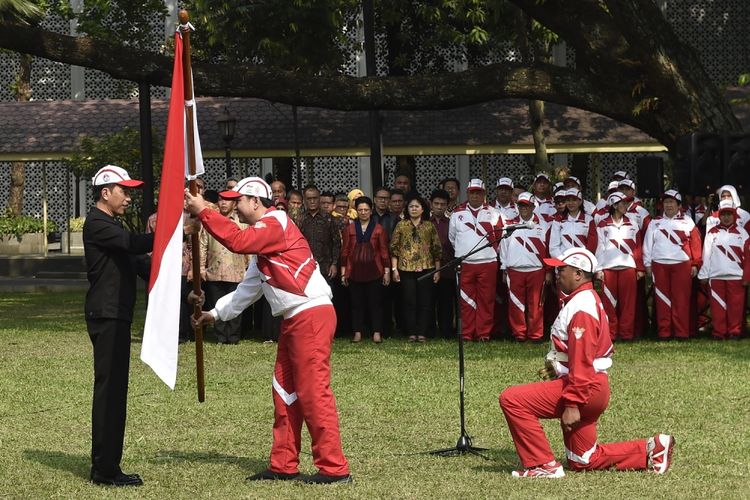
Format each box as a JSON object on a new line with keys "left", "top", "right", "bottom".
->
{"left": 499, "top": 248, "right": 674, "bottom": 478}
{"left": 186, "top": 177, "right": 350, "bottom": 485}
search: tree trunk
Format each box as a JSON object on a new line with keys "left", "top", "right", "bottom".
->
{"left": 514, "top": 9, "right": 549, "bottom": 172}
{"left": 8, "top": 52, "right": 32, "bottom": 216}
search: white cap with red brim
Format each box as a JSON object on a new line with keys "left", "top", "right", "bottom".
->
{"left": 467, "top": 178, "right": 486, "bottom": 191}
{"left": 517, "top": 192, "right": 535, "bottom": 205}
{"left": 496, "top": 177, "right": 514, "bottom": 188}
{"left": 91, "top": 165, "right": 144, "bottom": 188}
{"left": 219, "top": 176, "right": 272, "bottom": 199}
{"left": 661, "top": 189, "right": 682, "bottom": 203}
{"left": 543, "top": 247, "right": 598, "bottom": 273}
{"left": 607, "top": 191, "right": 633, "bottom": 207}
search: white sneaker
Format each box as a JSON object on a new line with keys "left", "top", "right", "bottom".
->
{"left": 512, "top": 460, "right": 565, "bottom": 478}
{"left": 647, "top": 434, "right": 675, "bottom": 474}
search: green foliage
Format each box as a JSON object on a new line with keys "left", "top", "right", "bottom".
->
{"left": 68, "top": 217, "right": 85, "bottom": 232}
{"left": 0, "top": 211, "right": 57, "bottom": 238}
{"left": 0, "top": 0, "right": 44, "bottom": 23}
{"left": 53, "top": 0, "right": 167, "bottom": 51}
{"left": 63, "top": 127, "right": 162, "bottom": 233}
{"left": 731, "top": 72, "right": 750, "bottom": 106}
{"left": 63, "top": 127, "right": 161, "bottom": 181}
{"left": 185, "top": 0, "right": 359, "bottom": 73}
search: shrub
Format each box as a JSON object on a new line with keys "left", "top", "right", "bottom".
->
{"left": 68, "top": 217, "right": 86, "bottom": 232}
{"left": 0, "top": 212, "right": 58, "bottom": 240}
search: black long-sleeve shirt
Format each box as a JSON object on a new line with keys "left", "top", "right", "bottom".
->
{"left": 83, "top": 206, "right": 154, "bottom": 322}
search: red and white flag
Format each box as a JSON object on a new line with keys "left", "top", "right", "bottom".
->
{"left": 141, "top": 32, "right": 199, "bottom": 388}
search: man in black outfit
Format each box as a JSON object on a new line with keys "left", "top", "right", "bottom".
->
{"left": 84, "top": 165, "right": 154, "bottom": 487}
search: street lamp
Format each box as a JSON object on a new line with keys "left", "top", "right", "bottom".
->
{"left": 217, "top": 106, "right": 236, "bottom": 179}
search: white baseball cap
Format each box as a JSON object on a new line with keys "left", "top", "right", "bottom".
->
{"left": 565, "top": 176, "right": 581, "bottom": 186}
{"left": 91, "top": 165, "right": 144, "bottom": 188}
{"left": 534, "top": 172, "right": 551, "bottom": 182}
{"left": 607, "top": 181, "right": 621, "bottom": 192}
{"left": 565, "top": 188, "right": 582, "bottom": 200}
{"left": 544, "top": 247, "right": 598, "bottom": 273}
{"left": 220, "top": 176, "right": 272, "bottom": 200}
{"left": 467, "top": 178, "right": 486, "bottom": 191}
{"left": 718, "top": 199, "right": 736, "bottom": 213}
{"left": 517, "top": 192, "right": 535, "bottom": 205}
{"left": 661, "top": 189, "right": 682, "bottom": 203}
{"left": 613, "top": 170, "right": 630, "bottom": 180}
{"left": 496, "top": 177, "right": 514, "bottom": 188}
{"left": 618, "top": 179, "right": 636, "bottom": 190}
{"left": 607, "top": 191, "right": 632, "bottom": 207}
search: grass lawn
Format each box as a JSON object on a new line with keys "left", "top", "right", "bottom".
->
{"left": 1, "top": 291, "right": 749, "bottom": 499}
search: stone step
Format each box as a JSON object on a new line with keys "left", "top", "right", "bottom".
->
{"left": 0, "top": 255, "right": 86, "bottom": 278}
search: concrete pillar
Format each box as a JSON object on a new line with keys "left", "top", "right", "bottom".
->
{"left": 457, "top": 155, "right": 470, "bottom": 203}
{"left": 358, "top": 157, "right": 373, "bottom": 196}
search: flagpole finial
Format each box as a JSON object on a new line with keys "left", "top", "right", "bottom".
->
{"left": 178, "top": 10, "right": 189, "bottom": 24}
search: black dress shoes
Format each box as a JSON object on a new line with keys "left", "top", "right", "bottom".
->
{"left": 246, "top": 469, "right": 300, "bottom": 481}
{"left": 304, "top": 473, "right": 353, "bottom": 484}
{"left": 90, "top": 469, "right": 143, "bottom": 487}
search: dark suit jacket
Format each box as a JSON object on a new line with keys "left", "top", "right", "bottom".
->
{"left": 83, "top": 206, "right": 154, "bottom": 322}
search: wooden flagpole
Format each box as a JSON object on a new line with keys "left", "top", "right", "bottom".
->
{"left": 179, "top": 9, "right": 206, "bottom": 403}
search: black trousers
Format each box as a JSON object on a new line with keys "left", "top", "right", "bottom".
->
{"left": 87, "top": 318, "right": 131, "bottom": 475}
{"left": 435, "top": 271, "right": 456, "bottom": 339}
{"left": 205, "top": 281, "right": 242, "bottom": 343}
{"left": 349, "top": 278, "right": 383, "bottom": 333}
{"left": 400, "top": 270, "right": 435, "bottom": 337}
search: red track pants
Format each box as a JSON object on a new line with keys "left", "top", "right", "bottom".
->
{"left": 506, "top": 268, "right": 545, "bottom": 342}
{"left": 500, "top": 373, "right": 647, "bottom": 471}
{"left": 652, "top": 261, "right": 693, "bottom": 339}
{"left": 602, "top": 268, "right": 637, "bottom": 340}
{"left": 459, "top": 261, "right": 497, "bottom": 341}
{"left": 270, "top": 305, "right": 349, "bottom": 476}
{"left": 709, "top": 279, "right": 746, "bottom": 339}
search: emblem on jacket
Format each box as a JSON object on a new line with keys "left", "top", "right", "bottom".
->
{"left": 572, "top": 326, "right": 585, "bottom": 339}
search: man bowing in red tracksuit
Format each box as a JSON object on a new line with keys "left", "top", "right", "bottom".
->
{"left": 186, "top": 177, "right": 351, "bottom": 485}
{"left": 499, "top": 248, "right": 674, "bottom": 478}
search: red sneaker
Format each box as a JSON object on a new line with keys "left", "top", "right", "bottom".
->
{"left": 647, "top": 434, "right": 675, "bottom": 474}
{"left": 511, "top": 460, "right": 565, "bottom": 478}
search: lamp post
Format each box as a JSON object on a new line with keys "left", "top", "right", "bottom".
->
{"left": 217, "top": 106, "right": 236, "bottom": 179}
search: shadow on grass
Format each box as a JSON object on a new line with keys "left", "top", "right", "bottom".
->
{"left": 151, "top": 450, "right": 266, "bottom": 471}
{"left": 23, "top": 449, "right": 89, "bottom": 480}
{"left": 470, "top": 447, "right": 524, "bottom": 474}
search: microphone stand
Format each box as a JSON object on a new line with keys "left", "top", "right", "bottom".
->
{"left": 420, "top": 225, "right": 520, "bottom": 459}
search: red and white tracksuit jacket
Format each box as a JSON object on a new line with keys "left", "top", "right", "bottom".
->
{"left": 449, "top": 202, "right": 502, "bottom": 340}
{"left": 627, "top": 199, "right": 652, "bottom": 234}
{"left": 592, "top": 198, "right": 610, "bottom": 225}
{"left": 549, "top": 211, "right": 598, "bottom": 258}
{"left": 498, "top": 214, "right": 549, "bottom": 341}
{"left": 500, "top": 282, "right": 650, "bottom": 471}
{"left": 705, "top": 207, "right": 750, "bottom": 234}
{"left": 595, "top": 214, "right": 644, "bottom": 340}
{"left": 534, "top": 196, "right": 557, "bottom": 222}
{"left": 493, "top": 200, "right": 519, "bottom": 222}
{"left": 643, "top": 211, "right": 702, "bottom": 339}
{"left": 199, "top": 207, "right": 349, "bottom": 476}
{"left": 491, "top": 201, "right": 517, "bottom": 338}
{"left": 698, "top": 223, "right": 750, "bottom": 338}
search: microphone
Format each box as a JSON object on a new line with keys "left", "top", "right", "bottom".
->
{"left": 504, "top": 221, "right": 535, "bottom": 233}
